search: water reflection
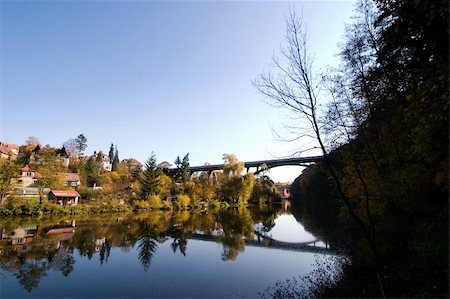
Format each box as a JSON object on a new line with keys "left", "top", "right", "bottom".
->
{"left": 0, "top": 203, "right": 341, "bottom": 297}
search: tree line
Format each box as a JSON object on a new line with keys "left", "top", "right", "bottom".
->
{"left": 255, "top": 0, "right": 448, "bottom": 297}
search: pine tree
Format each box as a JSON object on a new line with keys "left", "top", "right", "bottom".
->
{"left": 139, "top": 152, "right": 162, "bottom": 198}
{"left": 108, "top": 143, "right": 114, "bottom": 162}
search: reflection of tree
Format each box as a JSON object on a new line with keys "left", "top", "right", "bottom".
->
{"left": 137, "top": 222, "right": 159, "bottom": 272}
{"left": 99, "top": 240, "right": 112, "bottom": 265}
{"left": 217, "top": 207, "right": 254, "bottom": 261}
{"left": 49, "top": 245, "right": 75, "bottom": 277}
{"left": 72, "top": 227, "right": 96, "bottom": 259}
{"left": 169, "top": 229, "right": 188, "bottom": 256}
{"left": 15, "top": 261, "right": 47, "bottom": 292}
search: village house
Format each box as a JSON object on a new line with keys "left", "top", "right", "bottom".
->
{"left": 14, "top": 165, "right": 42, "bottom": 195}
{"left": 57, "top": 172, "right": 80, "bottom": 187}
{"left": 48, "top": 190, "right": 80, "bottom": 206}
{"left": 0, "top": 142, "right": 19, "bottom": 160}
{"left": 91, "top": 151, "right": 112, "bottom": 172}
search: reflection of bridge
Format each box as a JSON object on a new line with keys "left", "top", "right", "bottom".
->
{"left": 188, "top": 230, "right": 335, "bottom": 255}
{"left": 188, "top": 156, "right": 324, "bottom": 175}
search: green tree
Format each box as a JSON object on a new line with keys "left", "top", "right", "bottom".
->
{"left": 108, "top": 143, "right": 114, "bottom": 163}
{"left": 76, "top": 134, "right": 88, "bottom": 155}
{"left": 85, "top": 157, "right": 101, "bottom": 187}
{"left": 0, "top": 160, "right": 18, "bottom": 203}
{"left": 139, "top": 153, "right": 163, "bottom": 198}
{"left": 173, "top": 153, "right": 190, "bottom": 182}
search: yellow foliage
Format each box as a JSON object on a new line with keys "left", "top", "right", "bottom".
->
{"left": 147, "top": 194, "right": 162, "bottom": 209}
{"left": 176, "top": 194, "right": 191, "bottom": 209}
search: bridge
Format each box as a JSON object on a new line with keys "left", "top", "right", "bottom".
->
{"left": 188, "top": 156, "right": 324, "bottom": 175}
{"left": 187, "top": 230, "right": 336, "bottom": 255}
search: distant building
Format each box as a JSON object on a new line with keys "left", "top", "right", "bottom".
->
{"left": 0, "top": 142, "right": 19, "bottom": 160}
{"left": 158, "top": 161, "right": 173, "bottom": 169}
{"left": 57, "top": 172, "right": 80, "bottom": 187}
{"left": 13, "top": 165, "right": 42, "bottom": 195}
{"left": 91, "top": 151, "right": 112, "bottom": 172}
{"left": 48, "top": 190, "right": 80, "bottom": 206}
{"left": 275, "top": 183, "right": 291, "bottom": 199}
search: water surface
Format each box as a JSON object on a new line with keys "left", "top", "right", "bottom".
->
{"left": 0, "top": 206, "right": 337, "bottom": 298}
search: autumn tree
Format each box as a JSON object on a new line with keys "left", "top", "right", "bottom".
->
{"left": 219, "top": 154, "right": 254, "bottom": 205}
{"left": 0, "top": 159, "right": 18, "bottom": 203}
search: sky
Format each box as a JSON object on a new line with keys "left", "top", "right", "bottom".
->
{"left": 1, "top": 0, "right": 355, "bottom": 182}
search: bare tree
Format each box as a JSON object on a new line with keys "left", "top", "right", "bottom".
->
{"left": 253, "top": 8, "right": 383, "bottom": 271}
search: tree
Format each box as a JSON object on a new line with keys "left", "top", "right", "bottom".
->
{"left": 112, "top": 147, "right": 120, "bottom": 171}
{"left": 0, "top": 160, "right": 18, "bottom": 203}
{"left": 108, "top": 143, "right": 114, "bottom": 162}
{"left": 219, "top": 154, "right": 254, "bottom": 205}
{"left": 173, "top": 153, "right": 190, "bottom": 182}
{"left": 25, "top": 136, "right": 39, "bottom": 146}
{"left": 139, "top": 153, "right": 163, "bottom": 198}
{"left": 85, "top": 156, "right": 101, "bottom": 187}
{"left": 253, "top": 8, "right": 382, "bottom": 267}
{"left": 75, "top": 134, "right": 87, "bottom": 155}
{"left": 62, "top": 139, "right": 80, "bottom": 158}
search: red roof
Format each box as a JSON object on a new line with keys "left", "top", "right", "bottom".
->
{"left": 0, "top": 145, "right": 12, "bottom": 155}
{"left": 7, "top": 144, "right": 19, "bottom": 150}
{"left": 21, "top": 165, "right": 32, "bottom": 172}
{"left": 57, "top": 172, "right": 80, "bottom": 182}
{"left": 50, "top": 190, "right": 81, "bottom": 197}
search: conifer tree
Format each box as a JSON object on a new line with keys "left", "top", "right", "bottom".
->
{"left": 139, "top": 152, "right": 162, "bottom": 198}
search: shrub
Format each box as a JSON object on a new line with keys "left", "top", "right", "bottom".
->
{"left": 176, "top": 194, "right": 190, "bottom": 209}
{"left": 147, "top": 194, "right": 162, "bottom": 209}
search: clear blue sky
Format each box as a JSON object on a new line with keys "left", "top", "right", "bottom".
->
{"left": 1, "top": 1, "right": 355, "bottom": 182}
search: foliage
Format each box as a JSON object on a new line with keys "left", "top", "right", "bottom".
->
{"left": 138, "top": 153, "right": 163, "bottom": 198}
{"left": 173, "top": 153, "right": 190, "bottom": 182}
{"left": 85, "top": 157, "right": 101, "bottom": 187}
{"left": 75, "top": 134, "right": 87, "bottom": 155}
{"left": 270, "top": 0, "right": 449, "bottom": 296}
{"left": 0, "top": 160, "right": 18, "bottom": 202}
{"left": 147, "top": 194, "right": 162, "bottom": 209}
{"left": 250, "top": 175, "right": 279, "bottom": 204}
{"left": 175, "top": 194, "right": 190, "bottom": 209}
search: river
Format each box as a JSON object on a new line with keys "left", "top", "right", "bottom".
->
{"left": 0, "top": 204, "right": 342, "bottom": 298}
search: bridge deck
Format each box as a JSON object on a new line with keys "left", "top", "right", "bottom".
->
{"left": 188, "top": 232, "right": 335, "bottom": 254}
{"left": 188, "top": 156, "right": 324, "bottom": 173}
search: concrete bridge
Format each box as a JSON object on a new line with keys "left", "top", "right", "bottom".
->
{"left": 188, "top": 230, "right": 335, "bottom": 255}
{"left": 188, "top": 156, "right": 324, "bottom": 175}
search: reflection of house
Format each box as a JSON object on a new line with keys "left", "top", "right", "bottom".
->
{"left": 95, "top": 237, "right": 106, "bottom": 251}
{"left": 48, "top": 190, "right": 80, "bottom": 206}
{"left": 1, "top": 226, "right": 37, "bottom": 250}
{"left": 57, "top": 172, "right": 80, "bottom": 186}
{"left": 46, "top": 227, "right": 76, "bottom": 242}
{"left": 14, "top": 165, "right": 42, "bottom": 195}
